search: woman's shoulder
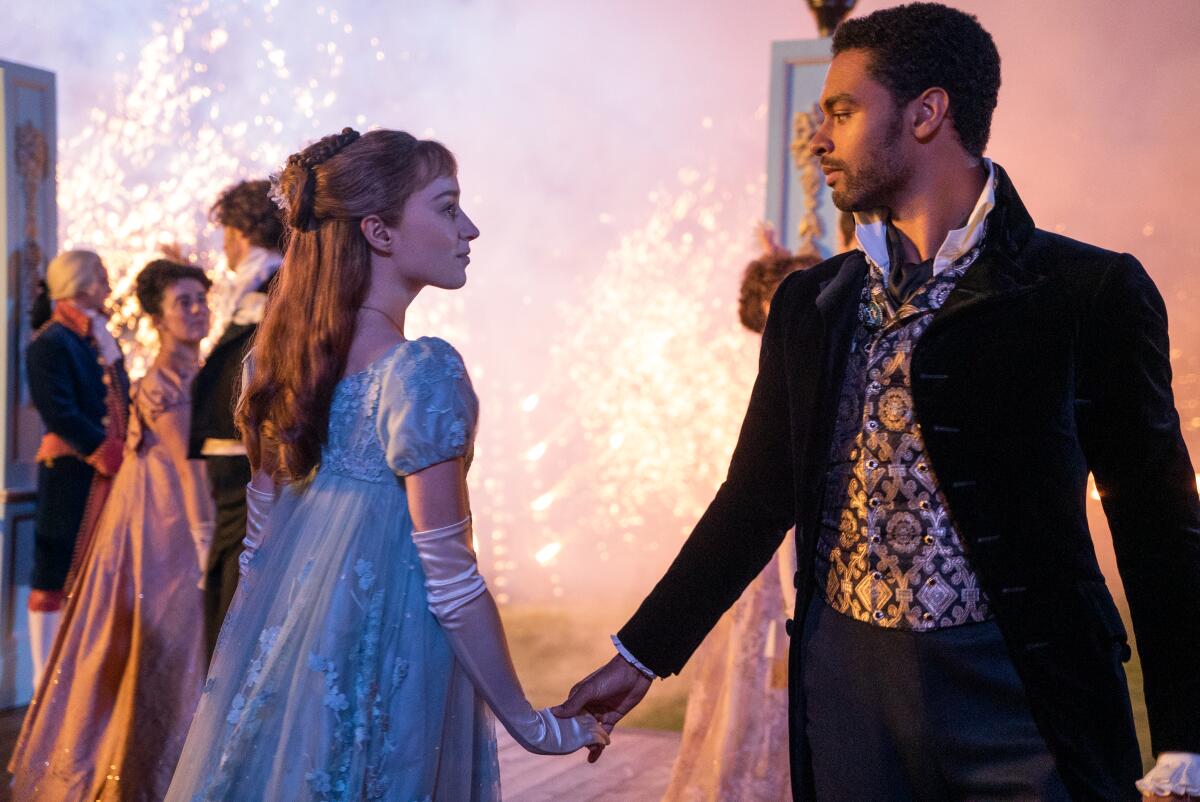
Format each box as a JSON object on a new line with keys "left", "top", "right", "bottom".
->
{"left": 137, "top": 355, "right": 199, "bottom": 415}
{"left": 384, "top": 336, "right": 469, "bottom": 388}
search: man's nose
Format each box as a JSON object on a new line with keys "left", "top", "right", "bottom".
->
{"left": 809, "top": 132, "right": 830, "bottom": 158}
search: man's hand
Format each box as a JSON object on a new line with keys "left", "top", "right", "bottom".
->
{"left": 553, "top": 654, "right": 652, "bottom": 763}
{"left": 86, "top": 436, "right": 123, "bottom": 477}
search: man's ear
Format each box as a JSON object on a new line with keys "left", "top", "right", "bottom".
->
{"left": 361, "top": 214, "right": 393, "bottom": 254}
{"left": 911, "top": 86, "right": 951, "bottom": 144}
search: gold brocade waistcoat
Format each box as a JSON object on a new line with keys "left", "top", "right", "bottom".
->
{"left": 813, "top": 258, "right": 992, "bottom": 631}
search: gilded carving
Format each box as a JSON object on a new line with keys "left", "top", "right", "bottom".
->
{"left": 789, "top": 103, "right": 824, "bottom": 257}
{"left": 14, "top": 121, "right": 49, "bottom": 339}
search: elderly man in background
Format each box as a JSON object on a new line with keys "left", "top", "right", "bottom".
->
{"left": 25, "top": 250, "right": 129, "bottom": 687}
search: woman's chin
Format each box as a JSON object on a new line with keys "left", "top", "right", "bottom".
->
{"left": 432, "top": 272, "right": 468, "bottom": 291}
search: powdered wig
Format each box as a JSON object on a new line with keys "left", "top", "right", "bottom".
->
{"left": 237, "top": 127, "right": 457, "bottom": 481}
{"left": 46, "top": 250, "right": 103, "bottom": 301}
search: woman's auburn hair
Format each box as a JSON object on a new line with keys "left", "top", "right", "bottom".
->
{"left": 236, "top": 128, "right": 456, "bottom": 482}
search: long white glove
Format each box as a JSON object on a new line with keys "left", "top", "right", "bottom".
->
{"left": 240, "top": 483, "right": 274, "bottom": 580}
{"left": 189, "top": 522, "right": 215, "bottom": 590}
{"left": 411, "top": 517, "right": 608, "bottom": 755}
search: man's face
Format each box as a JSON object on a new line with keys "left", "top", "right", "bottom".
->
{"left": 223, "top": 225, "right": 250, "bottom": 269}
{"left": 77, "top": 259, "right": 111, "bottom": 312}
{"left": 810, "top": 49, "right": 911, "bottom": 213}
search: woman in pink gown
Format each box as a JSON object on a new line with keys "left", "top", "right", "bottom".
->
{"left": 661, "top": 246, "right": 818, "bottom": 802}
{"left": 9, "top": 259, "right": 215, "bottom": 801}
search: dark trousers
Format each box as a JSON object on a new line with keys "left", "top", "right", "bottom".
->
{"left": 801, "top": 597, "right": 1071, "bottom": 801}
{"left": 203, "top": 455, "right": 251, "bottom": 659}
{"left": 31, "top": 457, "right": 94, "bottom": 591}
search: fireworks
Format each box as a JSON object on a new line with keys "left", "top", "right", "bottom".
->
{"left": 486, "top": 166, "right": 765, "bottom": 601}
{"left": 56, "top": 0, "right": 408, "bottom": 376}
{"left": 44, "top": 1, "right": 1196, "bottom": 606}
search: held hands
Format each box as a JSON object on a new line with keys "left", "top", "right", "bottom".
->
{"left": 504, "top": 704, "right": 610, "bottom": 756}
{"left": 552, "top": 654, "right": 652, "bottom": 763}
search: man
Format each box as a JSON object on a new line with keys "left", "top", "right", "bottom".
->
{"left": 190, "top": 179, "right": 282, "bottom": 657}
{"left": 26, "top": 250, "right": 128, "bottom": 686}
{"left": 556, "top": 5, "right": 1200, "bottom": 799}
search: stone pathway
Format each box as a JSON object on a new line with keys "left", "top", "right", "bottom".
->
{"left": 498, "top": 727, "right": 679, "bottom": 801}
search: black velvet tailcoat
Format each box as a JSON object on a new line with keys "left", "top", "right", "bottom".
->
{"left": 618, "top": 166, "right": 1200, "bottom": 801}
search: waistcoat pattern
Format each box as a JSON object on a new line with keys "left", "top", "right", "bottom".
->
{"left": 814, "top": 255, "right": 992, "bottom": 631}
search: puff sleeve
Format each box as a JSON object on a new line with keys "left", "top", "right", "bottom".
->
{"left": 136, "top": 363, "right": 194, "bottom": 423}
{"left": 377, "top": 337, "right": 479, "bottom": 477}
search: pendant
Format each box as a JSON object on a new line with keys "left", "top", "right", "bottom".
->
{"left": 860, "top": 300, "right": 884, "bottom": 330}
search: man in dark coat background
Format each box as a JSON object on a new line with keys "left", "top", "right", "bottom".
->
{"left": 556, "top": 4, "right": 1200, "bottom": 799}
{"left": 189, "top": 179, "right": 282, "bottom": 657}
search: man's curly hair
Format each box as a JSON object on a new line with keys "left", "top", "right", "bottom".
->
{"left": 832, "top": 3, "right": 1000, "bottom": 157}
{"left": 209, "top": 179, "right": 284, "bottom": 251}
{"left": 738, "top": 251, "right": 821, "bottom": 334}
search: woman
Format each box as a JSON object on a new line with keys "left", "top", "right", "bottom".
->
{"left": 166, "top": 128, "right": 605, "bottom": 802}
{"left": 10, "top": 260, "right": 215, "bottom": 801}
{"left": 23, "top": 250, "right": 129, "bottom": 687}
{"left": 661, "top": 244, "right": 818, "bottom": 802}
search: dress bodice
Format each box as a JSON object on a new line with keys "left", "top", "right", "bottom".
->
{"left": 319, "top": 337, "right": 478, "bottom": 485}
{"left": 322, "top": 364, "right": 390, "bottom": 483}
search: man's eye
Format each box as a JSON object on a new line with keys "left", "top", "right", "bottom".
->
{"left": 833, "top": 112, "right": 851, "bottom": 122}
{"left": 445, "top": 205, "right": 459, "bottom": 218}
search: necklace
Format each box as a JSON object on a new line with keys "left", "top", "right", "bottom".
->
{"left": 359, "top": 304, "right": 404, "bottom": 335}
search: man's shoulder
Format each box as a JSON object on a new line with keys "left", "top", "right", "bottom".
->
{"left": 1022, "top": 228, "right": 1132, "bottom": 280}
{"left": 775, "top": 249, "right": 862, "bottom": 301}
{"left": 28, "top": 320, "right": 83, "bottom": 358}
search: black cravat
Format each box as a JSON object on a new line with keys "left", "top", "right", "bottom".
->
{"left": 886, "top": 258, "right": 933, "bottom": 307}
{"left": 884, "top": 224, "right": 933, "bottom": 307}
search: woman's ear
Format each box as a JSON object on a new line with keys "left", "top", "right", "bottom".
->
{"left": 360, "top": 214, "right": 394, "bottom": 254}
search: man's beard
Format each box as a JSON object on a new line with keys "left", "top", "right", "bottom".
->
{"left": 828, "top": 110, "right": 908, "bottom": 213}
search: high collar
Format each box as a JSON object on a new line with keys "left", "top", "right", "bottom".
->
{"left": 50, "top": 300, "right": 92, "bottom": 338}
{"left": 230, "top": 246, "right": 282, "bottom": 307}
{"left": 215, "top": 245, "right": 282, "bottom": 336}
{"left": 853, "top": 158, "right": 997, "bottom": 279}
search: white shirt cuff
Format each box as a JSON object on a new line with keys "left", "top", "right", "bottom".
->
{"left": 610, "top": 635, "right": 657, "bottom": 680}
{"left": 1136, "top": 751, "right": 1200, "bottom": 796}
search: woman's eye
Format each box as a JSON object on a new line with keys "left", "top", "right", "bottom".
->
{"left": 445, "top": 205, "right": 459, "bottom": 218}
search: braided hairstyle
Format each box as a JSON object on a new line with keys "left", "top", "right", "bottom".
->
{"left": 238, "top": 127, "right": 457, "bottom": 481}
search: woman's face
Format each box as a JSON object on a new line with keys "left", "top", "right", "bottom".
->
{"left": 157, "top": 278, "right": 211, "bottom": 345}
{"left": 390, "top": 175, "right": 480, "bottom": 291}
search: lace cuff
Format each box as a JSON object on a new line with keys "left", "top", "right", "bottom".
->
{"left": 1136, "top": 752, "right": 1200, "bottom": 797}
{"left": 611, "top": 635, "right": 657, "bottom": 680}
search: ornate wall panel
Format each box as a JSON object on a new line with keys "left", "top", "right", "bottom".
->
{"left": 0, "top": 58, "right": 56, "bottom": 708}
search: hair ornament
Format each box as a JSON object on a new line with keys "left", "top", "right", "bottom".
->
{"left": 268, "top": 127, "right": 362, "bottom": 228}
